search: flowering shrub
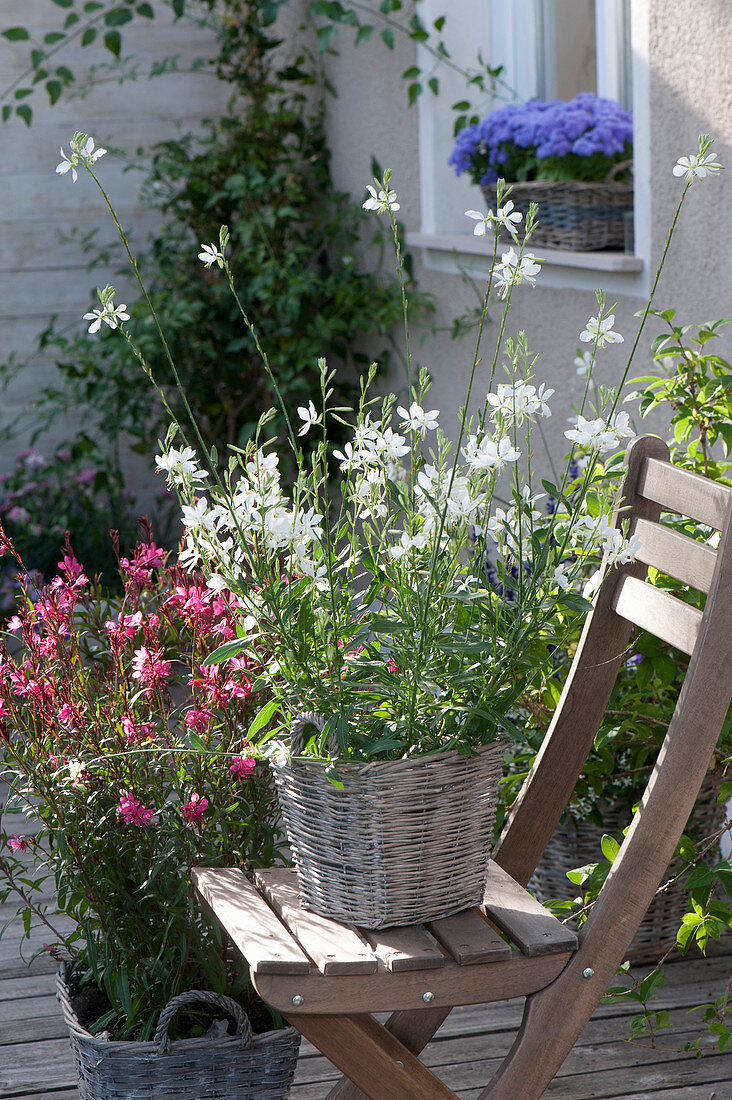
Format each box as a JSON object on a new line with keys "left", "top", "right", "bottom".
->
{"left": 449, "top": 93, "right": 633, "bottom": 187}
{"left": 0, "top": 526, "right": 283, "bottom": 1038}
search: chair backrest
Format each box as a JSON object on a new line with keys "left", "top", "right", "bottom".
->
{"left": 495, "top": 434, "right": 732, "bottom": 938}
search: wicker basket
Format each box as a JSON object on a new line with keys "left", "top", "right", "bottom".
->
{"left": 482, "top": 177, "right": 632, "bottom": 251}
{"left": 528, "top": 775, "right": 727, "bottom": 965}
{"left": 57, "top": 965, "right": 301, "bottom": 1100}
{"left": 270, "top": 741, "right": 505, "bottom": 929}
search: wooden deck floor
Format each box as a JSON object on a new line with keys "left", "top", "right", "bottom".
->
{"left": 1, "top": 925, "right": 730, "bottom": 1100}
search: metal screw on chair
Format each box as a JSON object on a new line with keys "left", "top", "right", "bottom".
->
{"left": 582, "top": 967, "right": 594, "bottom": 980}
{"left": 422, "top": 991, "right": 435, "bottom": 1003}
{"left": 291, "top": 995, "right": 304, "bottom": 1006}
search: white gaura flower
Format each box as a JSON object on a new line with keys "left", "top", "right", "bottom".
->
{"left": 155, "top": 446, "right": 207, "bottom": 485}
{"left": 83, "top": 286, "right": 130, "bottom": 333}
{"left": 297, "top": 400, "right": 320, "bottom": 437}
{"left": 397, "top": 401, "right": 439, "bottom": 436}
{"left": 553, "top": 563, "right": 572, "bottom": 591}
{"left": 580, "top": 313, "right": 624, "bottom": 349}
{"left": 198, "top": 242, "right": 225, "bottom": 268}
{"left": 388, "top": 531, "right": 428, "bottom": 560}
{"left": 56, "top": 148, "right": 79, "bottom": 183}
{"left": 332, "top": 441, "right": 362, "bottom": 472}
{"left": 363, "top": 184, "right": 400, "bottom": 214}
{"left": 605, "top": 530, "right": 643, "bottom": 565}
{"left": 465, "top": 209, "right": 491, "bottom": 237}
{"left": 495, "top": 200, "right": 523, "bottom": 239}
{"left": 673, "top": 151, "right": 723, "bottom": 183}
{"left": 56, "top": 133, "right": 106, "bottom": 182}
{"left": 463, "top": 433, "right": 519, "bottom": 472}
{"left": 374, "top": 426, "right": 410, "bottom": 463}
{"left": 493, "top": 248, "right": 541, "bottom": 298}
{"left": 181, "top": 497, "right": 215, "bottom": 531}
{"left": 574, "top": 350, "right": 594, "bottom": 376}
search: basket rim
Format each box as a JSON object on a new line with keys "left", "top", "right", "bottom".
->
{"left": 56, "top": 964, "right": 298, "bottom": 1054}
{"left": 273, "top": 739, "right": 507, "bottom": 773}
{"left": 487, "top": 178, "right": 633, "bottom": 196}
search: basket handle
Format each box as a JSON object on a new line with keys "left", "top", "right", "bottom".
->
{"left": 154, "top": 990, "right": 253, "bottom": 1054}
{"left": 605, "top": 158, "right": 633, "bottom": 182}
{"left": 291, "top": 710, "right": 338, "bottom": 757}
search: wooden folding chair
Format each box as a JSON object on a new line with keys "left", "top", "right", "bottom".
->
{"left": 193, "top": 434, "right": 732, "bottom": 1099}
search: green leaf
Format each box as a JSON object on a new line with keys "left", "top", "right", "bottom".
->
{"left": 16, "top": 104, "right": 32, "bottom": 126}
{"left": 52, "top": 0, "right": 75, "bottom": 7}
{"left": 355, "top": 24, "right": 373, "bottom": 44}
{"left": 45, "top": 79, "right": 62, "bottom": 105}
{"left": 136, "top": 2, "right": 155, "bottom": 16}
{"left": 1, "top": 105, "right": 11, "bottom": 122}
{"left": 601, "top": 834, "right": 620, "bottom": 863}
{"left": 407, "top": 81, "right": 422, "bottom": 106}
{"left": 2, "top": 28, "right": 30, "bottom": 41}
{"left": 203, "top": 637, "right": 251, "bottom": 665}
{"left": 43, "top": 31, "right": 66, "bottom": 45}
{"left": 172, "top": 0, "right": 186, "bottom": 14}
{"left": 639, "top": 969, "right": 665, "bottom": 1001}
{"left": 248, "top": 698, "right": 279, "bottom": 740}
{"left": 104, "top": 30, "right": 121, "bottom": 57}
{"left": 81, "top": 27, "right": 98, "bottom": 46}
{"left": 380, "top": 27, "right": 395, "bottom": 49}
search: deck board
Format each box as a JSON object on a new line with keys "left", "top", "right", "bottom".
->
{"left": 1, "top": 925, "right": 729, "bottom": 1098}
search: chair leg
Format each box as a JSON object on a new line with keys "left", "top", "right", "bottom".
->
{"left": 479, "top": 944, "right": 617, "bottom": 1099}
{"left": 287, "top": 1010, "right": 458, "bottom": 1100}
{"left": 324, "top": 1007, "right": 452, "bottom": 1100}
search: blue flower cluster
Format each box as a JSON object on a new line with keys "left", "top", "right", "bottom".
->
{"left": 449, "top": 93, "right": 633, "bottom": 187}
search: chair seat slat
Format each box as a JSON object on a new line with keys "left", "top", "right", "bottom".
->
{"left": 638, "top": 457, "right": 730, "bottom": 529}
{"left": 427, "top": 907, "right": 512, "bottom": 965}
{"left": 482, "top": 862, "right": 578, "bottom": 957}
{"left": 192, "top": 867, "right": 310, "bottom": 975}
{"left": 361, "top": 925, "right": 446, "bottom": 972}
{"left": 612, "top": 574, "right": 703, "bottom": 655}
{"left": 255, "top": 869, "right": 377, "bottom": 976}
{"left": 633, "top": 517, "right": 717, "bottom": 593}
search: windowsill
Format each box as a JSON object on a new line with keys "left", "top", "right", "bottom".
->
{"left": 406, "top": 231, "right": 647, "bottom": 296}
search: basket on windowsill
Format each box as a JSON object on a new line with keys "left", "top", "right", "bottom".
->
{"left": 482, "top": 164, "right": 632, "bottom": 252}
{"left": 528, "top": 774, "right": 726, "bottom": 965}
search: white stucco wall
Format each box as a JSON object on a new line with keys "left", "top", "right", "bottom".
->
{"left": 314, "top": 0, "right": 732, "bottom": 466}
{"left": 0, "top": 2, "right": 227, "bottom": 499}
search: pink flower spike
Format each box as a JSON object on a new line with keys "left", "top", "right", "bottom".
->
{"left": 131, "top": 646, "right": 171, "bottom": 692}
{"left": 117, "top": 791, "right": 154, "bottom": 827}
{"left": 229, "top": 755, "right": 256, "bottom": 780}
{"left": 181, "top": 792, "right": 208, "bottom": 825}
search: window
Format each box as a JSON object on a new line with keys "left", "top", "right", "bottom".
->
{"left": 412, "top": 0, "right": 647, "bottom": 292}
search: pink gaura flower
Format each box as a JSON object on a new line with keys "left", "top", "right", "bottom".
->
{"left": 229, "top": 755, "right": 256, "bottom": 780}
{"left": 181, "top": 792, "right": 208, "bottom": 825}
{"left": 131, "top": 646, "right": 171, "bottom": 692}
{"left": 120, "top": 542, "right": 165, "bottom": 586}
{"left": 6, "top": 616, "right": 23, "bottom": 633}
{"left": 105, "top": 610, "right": 144, "bottom": 641}
{"left": 7, "top": 834, "right": 29, "bottom": 852}
{"left": 386, "top": 657, "right": 398, "bottom": 674}
{"left": 184, "top": 707, "right": 212, "bottom": 734}
{"left": 121, "top": 716, "right": 155, "bottom": 745}
{"left": 57, "top": 702, "right": 81, "bottom": 727}
{"left": 118, "top": 791, "right": 154, "bottom": 827}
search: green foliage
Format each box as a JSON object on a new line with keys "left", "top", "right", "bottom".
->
{"left": 2, "top": 3, "right": 417, "bottom": 472}
{"left": 1, "top": 1, "right": 508, "bottom": 129}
